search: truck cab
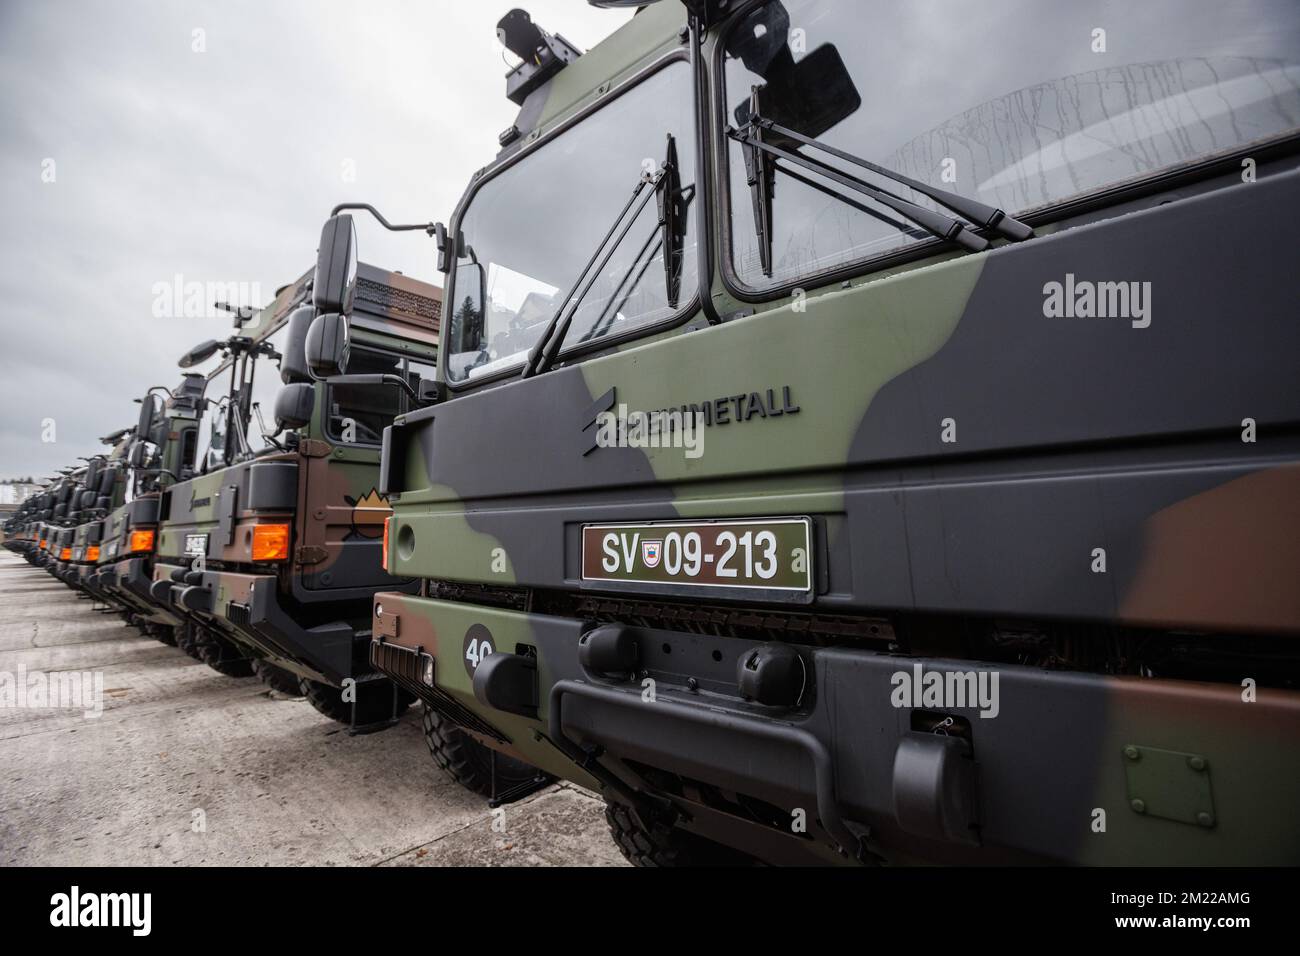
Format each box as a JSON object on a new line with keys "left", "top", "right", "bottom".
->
{"left": 367, "top": 0, "right": 1300, "bottom": 865}
{"left": 92, "top": 374, "right": 207, "bottom": 643}
{"left": 150, "top": 259, "right": 442, "bottom": 728}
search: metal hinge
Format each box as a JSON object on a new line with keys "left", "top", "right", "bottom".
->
{"left": 295, "top": 545, "right": 328, "bottom": 565}
{"left": 375, "top": 609, "right": 400, "bottom": 639}
{"left": 299, "top": 439, "right": 332, "bottom": 458}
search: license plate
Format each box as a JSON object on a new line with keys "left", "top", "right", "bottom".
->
{"left": 184, "top": 533, "right": 208, "bottom": 557}
{"left": 581, "top": 518, "right": 813, "bottom": 595}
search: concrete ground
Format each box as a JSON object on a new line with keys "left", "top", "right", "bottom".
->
{"left": 0, "top": 550, "right": 627, "bottom": 866}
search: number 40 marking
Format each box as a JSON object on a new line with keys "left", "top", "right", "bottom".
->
{"left": 466, "top": 637, "right": 493, "bottom": 669}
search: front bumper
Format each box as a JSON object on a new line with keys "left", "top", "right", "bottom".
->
{"left": 151, "top": 564, "right": 359, "bottom": 685}
{"left": 368, "top": 592, "right": 1300, "bottom": 866}
{"left": 98, "top": 557, "right": 182, "bottom": 626}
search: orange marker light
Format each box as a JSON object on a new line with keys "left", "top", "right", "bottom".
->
{"left": 39, "top": 538, "right": 47, "bottom": 549}
{"left": 252, "top": 523, "right": 290, "bottom": 562}
{"left": 129, "top": 529, "right": 155, "bottom": 553}
{"left": 60, "top": 547, "right": 72, "bottom": 561}
{"left": 86, "top": 545, "right": 100, "bottom": 562}
{"left": 382, "top": 516, "right": 391, "bottom": 572}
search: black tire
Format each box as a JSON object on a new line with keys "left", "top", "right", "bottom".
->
{"left": 299, "top": 677, "right": 412, "bottom": 726}
{"left": 192, "top": 626, "right": 255, "bottom": 678}
{"left": 421, "top": 706, "right": 540, "bottom": 796}
{"left": 147, "top": 622, "right": 178, "bottom": 646}
{"left": 604, "top": 799, "right": 756, "bottom": 867}
{"left": 175, "top": 622, "right": 205, "bottom": 661}
{"left": 253, "top": 659, "right": 304, "bottom": 695}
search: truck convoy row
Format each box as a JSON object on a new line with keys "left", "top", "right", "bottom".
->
{"left": 6, "top": 0, "right": 1300, "bottom": 865}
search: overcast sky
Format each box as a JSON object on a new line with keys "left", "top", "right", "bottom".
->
{"left": 0, "top": 0, "right": 632, "bottom": 481}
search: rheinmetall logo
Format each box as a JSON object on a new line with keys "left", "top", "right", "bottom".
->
{"left": 580, "top": 385, "right": 800, "bottom": 458}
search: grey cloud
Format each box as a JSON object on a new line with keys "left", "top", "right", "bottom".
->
{"left": 0, "top": 0, "right": 631, "bottom": 479}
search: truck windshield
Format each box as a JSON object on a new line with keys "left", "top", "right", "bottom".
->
{"left": 191, "top": 331, "right": 285, "bottom": 472}
{"left": 723, "top": 0, "right": 1300, "bottom": 289}
{"left": 445, "top": 60, "right": 697, "bottom": 384}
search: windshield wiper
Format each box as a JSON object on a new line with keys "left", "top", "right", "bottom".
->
{"left": 580, "top": 182, "right": 696, "bottom": 345}
{"left": 728, "top": 93, "right": 1033, "bottom": 275}
{"left": 522, "top": 134, "right": 688, "bottom": 379}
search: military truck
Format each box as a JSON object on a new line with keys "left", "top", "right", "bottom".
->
{"left": 63, "top": 433, "right": 135, "bottom": 603}
{"left": 39, "top": 466, "right": 97, "bottom": 586}
{"left": 87, "top": 374, "right": 209, "bottom": 646}
{"left": 3, "top": 493, "right": 44, "bottom": 558}
{"left": 148, "top": 255, "right": 450, "bottom": 730}
{"left": 356, "top": 0, "right": 1300, "bottom": 864}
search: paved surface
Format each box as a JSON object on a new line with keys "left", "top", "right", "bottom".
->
{"left": 0, "top": 551, "right": 627, "bottom": 866}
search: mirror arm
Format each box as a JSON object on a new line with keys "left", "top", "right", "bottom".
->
{"left": 142, "top": 468, "right": 180, "bottom": 483}
{"left": 322, "top": 373, "right": 419, "bottom": 403}
{"left": 329, "top": 203, "right": 439, "bottom": 237}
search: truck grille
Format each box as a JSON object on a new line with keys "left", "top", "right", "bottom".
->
{"left": 370, "top": 639, "right": 509, "bottom": 744}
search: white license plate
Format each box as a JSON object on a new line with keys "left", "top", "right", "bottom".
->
{"left": 184, "top": 533, "right": 208, "bottom": 557}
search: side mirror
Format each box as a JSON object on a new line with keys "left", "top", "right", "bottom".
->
{"left": 96, "top": 496, "right": 110, "bottom": 510}
{"left": 434, "top": 222, "right": 450, "bottom": 273}
{"left": 128, "top": 442, "right": 147, "bottom": 469}
{"left": 83, "top": 458, "right": 102, "bottom": 489}
{"left": 98, "top": 465, "right": 118, "bottom": 495}
{"left": 80, "top": 489, "right": 96, "bottom": 509}
{"left": 179, "top": 340, "right": 221, "bottom": 369}
{"left": 137, "top": 393, "right": 160, "bottom": 439}
{"left": 279, "top": 306, "right": 316, "bottom": 384}
{"left": 274, "top": 383, "right": 316, "bottom": 431}
{"left": 313, "top": 214, "right": 359, "bottom": 314}
{"left": 305, "top": 313, "right": 350, "bottom": 378}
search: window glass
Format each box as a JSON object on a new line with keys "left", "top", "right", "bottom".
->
{"left": 244, "top": 326, "right": 288, "bottom": 455}
{"left": 324, "top": 348, "right": 432, "bottom": 446}
{"left": 723, "top": 0, "right": 1300, "bottom": 289}
{"left": 192, "top": 392, "right": 228, "bottom": 476}
{"left": 447, "top": 61, "right": 698, "bottom": 383}
{"left": 194, "top": 364, "right": 234, "bottom": 474}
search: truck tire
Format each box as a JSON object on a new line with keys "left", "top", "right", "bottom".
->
{"left": 175, "top": 623, "right": 204, "bottom": 661}
{"left": 603, "top": 799, "right": 755, "bottom": 867}
{"left": 253, "top": 659, "right": 304, "bottom": 695}
{"left": 148, "top": 623, "right": 178, "bottom": 646}
{"left": 299, "top": 677, "right": 412, "bottom": 726}
{"left": 421, "top": 706, "right": 540, "bottom": 796}
{"left": 193, "top": 627, "right": 255, "bottom": 678}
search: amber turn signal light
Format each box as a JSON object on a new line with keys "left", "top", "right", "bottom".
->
{"left": 381, "top": 516, "right": 391, "bottom": 572}
{"left": 60, "top": 547, "right": 72, "bottom": 561}
{"left": 129, "top": 529, "right": 155, "bottom": 553}
{"left": 86, "top": 545, "right": 100, "bottom": 562}
{"left": 252, "top": 523, "right": 290, "bottom": 562}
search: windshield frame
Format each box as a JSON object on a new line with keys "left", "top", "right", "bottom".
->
{"left": 711, "top": 0, "right": 1300, "bottom": 303}
{"left": 442, "top": 50, "right": 701, "bottom": 392}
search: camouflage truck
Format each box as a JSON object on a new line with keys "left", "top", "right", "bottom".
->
{"left": 63, "top": 431, "right": 136, "bottom": 602}
{"left": 40, "top": 467, "right": 94, "bottom": 584}
{"left": 359, "top": 0, "right": 1300, "bottom": 865}
{"left": 90, "top": 374, "right": 208, "bottom": 646}
{"left": 149, "top": 257, "right": 445, "bottom": 728}
{"left": 3, "top": 493, "right": 45, "bottom": 558}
